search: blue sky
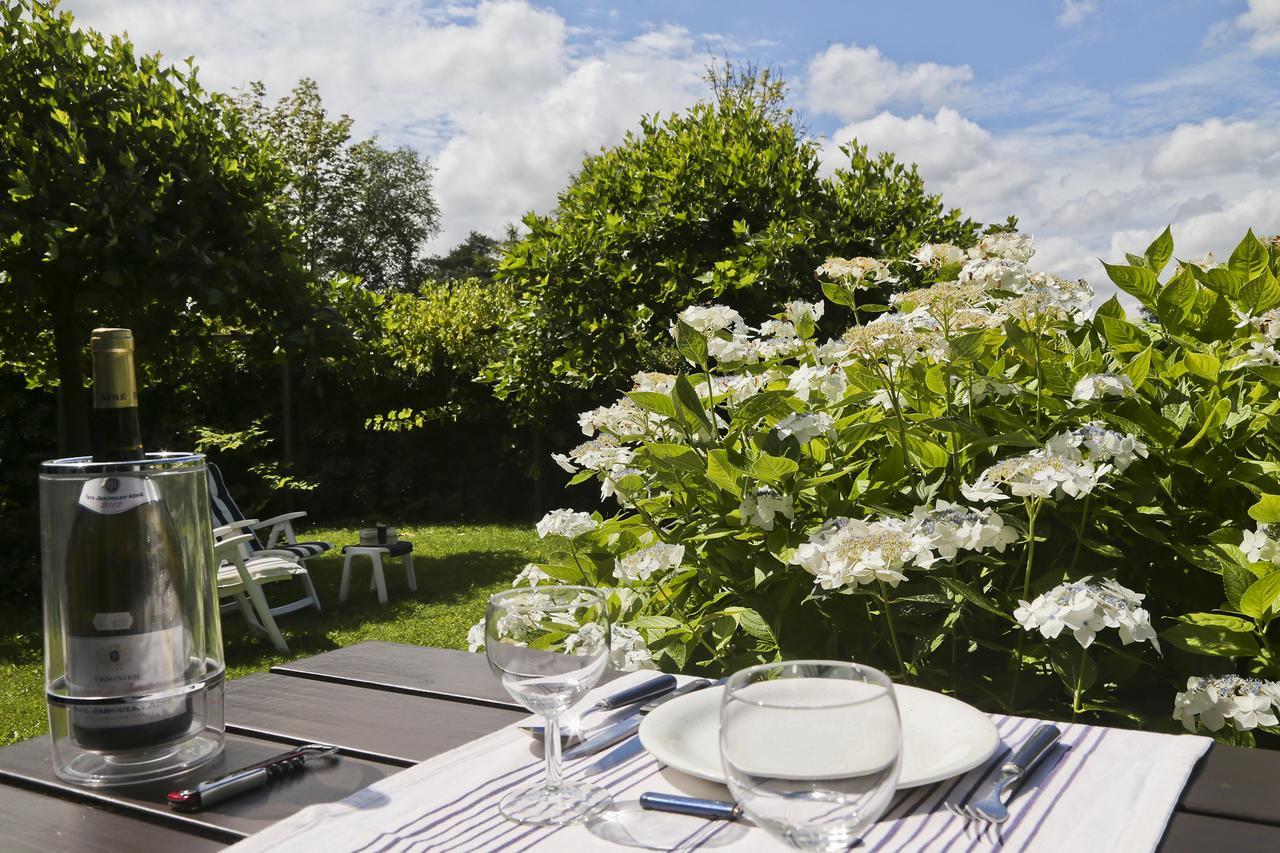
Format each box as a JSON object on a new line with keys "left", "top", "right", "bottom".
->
{"left": 64, "top": 1, "right": 1280, "bottom": 305}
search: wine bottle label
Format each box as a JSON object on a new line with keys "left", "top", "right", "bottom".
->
{"left": 77, "top": 476, "right": 159, "bottom": 515}
{"left": 66, "top": 626, "right": 189, "bottom": 729}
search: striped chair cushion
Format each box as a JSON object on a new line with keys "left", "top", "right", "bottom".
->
{"left": 273, "top": 541, "right": 333, "bottom": 559}
{"left": 206, "top": 462, "right": 265, "bottom": 550}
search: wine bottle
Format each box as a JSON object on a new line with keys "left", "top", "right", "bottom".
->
{"left": 64, "top": 328, "right": 193, "bottom": 751}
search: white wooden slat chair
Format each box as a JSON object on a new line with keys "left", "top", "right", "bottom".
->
{"left": 206, "top": 462, "right": 333, "bottom": 564}
{"left": 213, "top": 524, "right": 321, "bottom": 653}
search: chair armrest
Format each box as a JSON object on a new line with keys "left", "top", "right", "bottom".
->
{"left": 216, "top": 518, "right": 260, "bottom": 532}
{"left": 213, "top": 533, "right": 255, "bottom": 559}
{"left": 253, "top": 511, "right": 307, "bottom": 528}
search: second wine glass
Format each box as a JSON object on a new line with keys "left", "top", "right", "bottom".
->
{"left": 485, "top": 585, "right": 611, "bottom": 825}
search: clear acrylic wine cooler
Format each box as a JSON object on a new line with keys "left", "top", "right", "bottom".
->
{"left": 40, "top": 452, "right": 226, "bottom": 786}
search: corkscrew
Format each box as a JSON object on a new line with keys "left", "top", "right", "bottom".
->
{"left": 167, "top": 743, "right": 339, "bottom": 811}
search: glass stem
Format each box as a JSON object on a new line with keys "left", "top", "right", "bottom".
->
{"left": 543, "top": 714, "right": 563, "bottom": 790}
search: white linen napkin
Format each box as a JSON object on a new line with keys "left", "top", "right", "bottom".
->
{"left": 229, "top": 671, "right": 1209, "bottom": 852}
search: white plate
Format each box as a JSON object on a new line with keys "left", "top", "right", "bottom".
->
{"left": 638, "top": 683, "right": 998, "bottom": 789}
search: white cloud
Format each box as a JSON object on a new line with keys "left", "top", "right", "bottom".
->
{"left": 805, "top": 44, "right": 972, "bottom": 122}
{"left": 1239, "top": 0, "right": 1280, "bottom": 53}
{"left": 1148, "top": 119, "right": 1278, "bottom": 179}
{"left": 62, "top": 0, "right": 706, "bottom": 249}
{"left": 1057, "top": 0, "right": 1099, "bottom": 28}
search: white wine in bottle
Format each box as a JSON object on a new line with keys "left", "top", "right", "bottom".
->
{"left": 64, "top": 328, "right": 193, "bottom": 751}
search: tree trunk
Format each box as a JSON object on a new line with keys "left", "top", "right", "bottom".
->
{"left": 52, "top": 306, "right": 89, "bottom": 457}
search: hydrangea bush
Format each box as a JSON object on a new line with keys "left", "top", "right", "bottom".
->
{"left": 486, "top": 229, "right": 1280, "bottom": 745}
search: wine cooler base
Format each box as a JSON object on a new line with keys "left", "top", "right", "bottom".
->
{"left": 54, "top": 730, "right": 224, "bottom": 787}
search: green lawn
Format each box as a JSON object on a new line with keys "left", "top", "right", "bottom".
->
{"left": 0, "top": 523, "right": 543, "bottom": 747}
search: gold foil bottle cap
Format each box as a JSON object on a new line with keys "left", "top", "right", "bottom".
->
{"left": 91, "top": 328, "right": 134, "bottom": 352}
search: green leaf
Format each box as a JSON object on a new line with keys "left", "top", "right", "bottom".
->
{"left": 751, "top": 453, "right": 799, "bottom": 483}
{"left": 1182, "top": 352, "right": 1220, "bottom": 383}
{"left": 1144, "top": 225, "right": 1174, "bottom": 275}
{"left": 706, "top": 449, "right": 745, "bottom": 494}
{"left": 1163, "top": 622, "right": 1260, "bottom": 657}
{"left": 1098, "top": 314, "right": 1140, "bottom": 349}
{"left": 628, "top": 391, "right": 678, "bottom": 419}
{"left": 1248, "top": 494, "right": 1280, "bottom": 524}
{"left": 1228, "top": 229, "right": 1268, "bottom": 281}
{"left": 1179, "top": 612, "right": 1255, "bottom": 632}
{"left": 820, "top": 280, "right": 854, "bottom": 307}
{"left": 1240, "top": 571, "right": 1280, "bottom": 620}
{"left": 933, "top": 577, "right": 1010, "bottom": 620}
{"left": 730, "top": 390, "right": 791, "bottom": 432}
{"left": 675, "top": 319, "right": 708, "bottom": 368}
{"left": 906, "top": 435, "right": 949, "bottom": 470}
{"left": 1095, "top": 295, "right": 1125, "bottom": 319}
{"left": 1192, "top": 265, "right": 1242, "bottom": 299}
{"left": 1156, "top": 265, "right": 1198, "bottom": 326}
{"left": 1123, "top": 345, "right": 1153, "bottom": 389}
{"left": 672, "top": 374, "right": 714, "bottom": 435}
{"left": 1102, "top": 261, "right": 1158, "bottom": 305}
{"left": 734, "top": 608, "right": 776, "bottom": 642}
{"left": 1239, "top": 271, "right": 1280, "bottom": 315}
{"left": 1224, "top": 563, "right": 1256, "bottom": 610}
{"left": 1049, "top": 644, "right": 1097, "bottom": 693}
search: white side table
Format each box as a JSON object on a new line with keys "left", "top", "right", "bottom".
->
{"left": 340, "top": 541, "right": 416, "bottom": 605}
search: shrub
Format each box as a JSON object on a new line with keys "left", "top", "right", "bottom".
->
{"left": 510, "top": 228, "right": 1280, "bottom": 745}
{"left": 484, "top": 68, "right": 981, "bottom": 426}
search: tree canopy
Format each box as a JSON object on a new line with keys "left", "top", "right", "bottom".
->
{"left": 0, "top": 0, "right": 311, "bottom": 452}
{"left": 484, "top": 67, "right": 983, "bottom": 424}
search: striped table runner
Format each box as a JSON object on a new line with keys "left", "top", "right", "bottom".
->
{"left": 232, "top": 672, "right": 1209, "bottom": 852}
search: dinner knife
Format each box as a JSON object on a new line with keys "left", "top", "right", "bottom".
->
{"left": 564, "top": 678, "right": 712, "bottom": 760}
{"left": 583, "top": 729, "right": 647, "bottom": 774}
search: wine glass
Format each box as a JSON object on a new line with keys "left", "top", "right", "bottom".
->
{"left": 485, "top": 585, "right": 612, "bottom": 825}
{"left": 719, "top": 660, "right": 901, "bottom": 851}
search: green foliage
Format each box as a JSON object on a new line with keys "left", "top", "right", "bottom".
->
{"left": 484, "top": 66, "right": 981, "bottom": 424}
{"left": 522, "top": 228, "right": 1280, "bottom": 742}
{"left": 233, "top": 79, "right": 440, "bottom": 292}
{"left": 0, "top": 0, "right": 311, "bottom": 452}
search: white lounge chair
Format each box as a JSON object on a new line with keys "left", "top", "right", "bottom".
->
{"left": 206, "top": 462, "right": 333, "bottom": 563}
{"left": 213, "top": 525, "right": 321, "bottom": 653}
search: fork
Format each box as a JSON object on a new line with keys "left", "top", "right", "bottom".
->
{"left": 947, "top": 724, "right": 1062, "bottom": 838}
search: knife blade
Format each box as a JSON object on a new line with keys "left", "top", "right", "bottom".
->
{"left": 520, "top": 673, "right": 677, "bottom": 734}
{"left": 564, "top": 678, "right": 712, "bottom": 760}
{"left": 583, "top": 730, "right": 647, "bottom": 774}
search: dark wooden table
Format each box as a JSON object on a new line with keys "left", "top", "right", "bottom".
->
{"left": 2, "top": 641, "right": 1278, "bottom": 851}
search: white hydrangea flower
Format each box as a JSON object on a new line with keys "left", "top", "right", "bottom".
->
{"left": 1240, "top": 523, "right": 1280, "bottom": 566}
{"left": 578, "top": 398, "right": 660, "bottom": 438}
{"left": 1013, "top": 577, "right": 1159, "bottom": 651}
{"left": 791, "top": 516, "right": 937, "bottom": 590}
{"left": 972, "top": 233, "right": 1035, "bottom": 263}
{"left": 963, "top": 449, "right": 1112, "bottom": 502}
{"left": 492, "top": 591, "right": 559, "bottom": 645}
{"left": 784, "top": 300, "right": 825, "bottom": 327}
{"left": 911, "top": 242, "right": 967, "bottom": 268}
{"left": 614, "top": 542, "right": 685, "bottom": 582}
{"left": 466, "top": 618, "right": 486, "bottom": 653}
{"left": 788, "top": 363, "right": 848, "bottom": 402}
{"left": 959, "top": 257, "right": 1029, "bottom": 292}
{"left": 740, "top": 486, "right": 795, "bottom": 531}
{"left": 562, "top": 437, "right": 635, "bottom": 472}
{"left": 512, "top": 563, "right": 552, "bottom": 587}
{"left": 1046, "top": 424, "right": 1149, "bottom": 472}
{"left": 601, "top": 466, "right": 643, "bottom": 504}
{"left": 1236, "top": 341, "right": 1280, "bottom": 367}
{"left": 609, "top": 624, "right": 657, "bottom": 671}
{"left": 632, "top": 371, "right": 678, "bottom": 394}
{"left": 868, "top": 388, "right": 896, "bottom": 411}
{"left": 536, "top": 509, "right": 598, "bottom": 540}
{"left": 775, "top": 411, "right": 835, "bottom": 444}
{"left": 677, "top": 304, "right": 744, "bottom": 335}
{"left": 707, "top": 333, "right": 760, "bottom": 364}
{"left": 563, "top": 621, "right": 608, "bottom": 657}
{"left": 815, "top": 256, "right": 894, "bottom": 286}
{"left": 1072, "top": 373, "right": 1136, "bottom": 401}
{"left": 907, "top": 500, "right": 1019, "bottom": 559}
{"left": 1172, "top": 675, "right": 1280, "bottom": 733}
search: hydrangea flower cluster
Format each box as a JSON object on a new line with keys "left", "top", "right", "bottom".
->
{"left": 1072, "top": 373, "right": 1135, "bottom": 402}
{"left": 614, "top": 542, "right": 684, "bottom": 582}
{"left": 963, "top": 447, "right": 1111, "bottom": 503}
{"left": 1172, "top": 676, "right": 1280, "bottom": 733}
{"left": 1241, "top": 523, "right": 1280, "bottom": 566}
{"left": 815, "top": 256, "right": 894, "bottom": 287}
{"left": 907, "top": 500, "right": 1019, "bottom": 559}
{"left": 1014, "top": 577, "right": 1159, "bottom": 651}
{"left": 535, "top": 509, "right": 598, "bottom": 540}
{"left": 791, "top": 516, "right": 934, "bottom": 590}
{"left": 775, "top": 411, "right": 834, "bottom": 443}
{"left": 1047, "top": 424, "right": 1149, "bottom": 472}
{"left": 740, "top": 486, "right": 795, "bottom": 531}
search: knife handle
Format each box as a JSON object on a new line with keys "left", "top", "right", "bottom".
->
{"left": 640, "top": 792, "right": 742, "bottom": 821}
{"left": 640, "top": 678, "right": 711, "bottom": 713}
{"left": 1001, "top": 724, "right": 1061, "bottom": 779}
{"left": 598, "top": 674, "right": 678, "bottom": 710}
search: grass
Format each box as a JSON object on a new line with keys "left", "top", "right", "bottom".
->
{"left": 0, "top": 523, "right": 544, "bottom": 747}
